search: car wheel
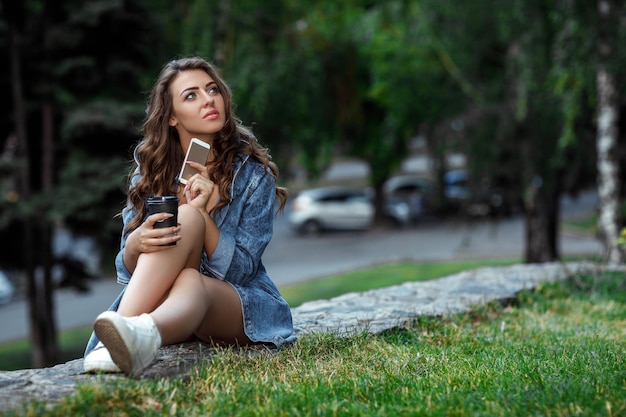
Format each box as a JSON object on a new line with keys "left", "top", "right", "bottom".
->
{"left": 384, "top": 215, "right": 403, "bottom": 229}
{"left": 301, "top": 219, "right": 322, "bottom": 235}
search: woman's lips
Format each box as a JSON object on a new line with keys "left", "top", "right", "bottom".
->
{"left": 204, "top": 110, "right": 219, "bottom": 120}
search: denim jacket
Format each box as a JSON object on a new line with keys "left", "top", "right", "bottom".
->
{"left": 85, "top": 152, "right": 295, "bottom": 356}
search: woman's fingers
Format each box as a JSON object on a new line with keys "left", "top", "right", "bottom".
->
{"left": 146, "top": 212, "right": 174, "bottom": 227}
{"left": 184, "top": 174, "right": 214, "bottom": 207}
{"left": 185, "top": 160, "right": 209, "bottom": 177}
{"left": 139, "top": 214, "right": 182, "bottom": 251}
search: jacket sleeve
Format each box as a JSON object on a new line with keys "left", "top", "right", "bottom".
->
{"left": 114, "top": 169, "right": 140, "bottom": 285}
{"left": 114, "top": 203, "right": 135, "bottom": 285}
{"left": 205, "top": 166, "right": 276, "bottom": 286}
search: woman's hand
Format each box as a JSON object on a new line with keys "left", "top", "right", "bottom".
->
{"left": 133, "top": 212, "right": 182, "bottom": 253}
{"left": 183, "top": 161, "right": 219, "bottom": 212}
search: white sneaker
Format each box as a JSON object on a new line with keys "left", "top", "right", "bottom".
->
{"left": 94, "top": 311, "right": 162, "bottom": 377}
{"left": 83, "top": 342, "right": 121, "bottom": 373}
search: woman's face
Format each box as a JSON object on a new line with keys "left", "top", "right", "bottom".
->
{"left": 168, "top": 69, "right": 226, "bottom": 144}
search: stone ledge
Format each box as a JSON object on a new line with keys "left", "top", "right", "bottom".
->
{"left": 0, "top": 261, "right": 621, "bottom": 412}
{"left": 291, "top": 261, "right": 614, "bottom": 336}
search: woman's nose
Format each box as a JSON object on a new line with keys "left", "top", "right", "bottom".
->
{"left": 201, "top": 91, "right": 214, "bottom": 105}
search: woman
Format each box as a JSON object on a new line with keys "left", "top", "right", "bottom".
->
{"left": 83, "top": 56, "right": 295, "bottom": 376}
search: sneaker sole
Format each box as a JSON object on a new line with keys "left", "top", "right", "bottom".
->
{"left": 94, "top": 313, "right": 134, "bottom": 376}
{"left": 83, "top": 347, "right": 121, "bottom": 374}
{"left": 84, "top": 363, "right": 121, "bottom": 373}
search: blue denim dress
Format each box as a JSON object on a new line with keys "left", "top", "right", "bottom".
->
{"left": 84, "top": 153, "right": 295, "bottom": 355}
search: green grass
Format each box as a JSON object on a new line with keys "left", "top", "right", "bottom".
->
{"left": 562, "top": 211, "right": 598, "bottom": 235}
{"left": 0, "top": 327, "right": 93, "bottom": 371}
{"left": 280, "top": 258, "right": 521, "bottom": 307}
{"left": 3, "top": 269, "right": 624, "bottom": 416}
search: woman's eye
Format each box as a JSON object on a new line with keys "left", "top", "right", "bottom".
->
{"left": 208, "top": 86, "right": 220, "bottom": 96}
{"left": 185, "top": 92, "right": 197, "bottom": 100}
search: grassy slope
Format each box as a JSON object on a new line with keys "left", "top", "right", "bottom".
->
{"left": 3, "top": 269, "right": 623, "bottom": 417}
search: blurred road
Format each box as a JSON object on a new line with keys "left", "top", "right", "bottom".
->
{"left": 0, "top": 190, "right": 602, "bottom": 344}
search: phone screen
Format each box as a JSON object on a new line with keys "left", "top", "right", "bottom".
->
{"left": 178, "top": 139, "right": 211, "bottom": 184}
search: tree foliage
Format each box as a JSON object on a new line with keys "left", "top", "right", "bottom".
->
{"left": 0, "top": 0, "right": 159, "bottom": 262}
{"left": 0, "top": 0, "right": 159, "bottom": 366}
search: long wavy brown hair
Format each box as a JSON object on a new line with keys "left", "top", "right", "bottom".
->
{"left": 124, "top": 56, "right": 288, "bottom": 235}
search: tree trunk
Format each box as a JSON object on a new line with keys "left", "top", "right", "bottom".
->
{"left": 6, "top": 2, "right": 38, "bottom": 367}
{"left": 371, "top": 181, "right": 387, "bottom": 229}
{"left": 41, "top": 100, "right": 59, "bottom": 364}
{"left": 5, "top": 0, "right": 58, "bottom": 367}
{"left": 596, "top": 0, "right": 623, "bottom": 264}
{"left": 524, "top": 177, "right": 560, "bottom": 262}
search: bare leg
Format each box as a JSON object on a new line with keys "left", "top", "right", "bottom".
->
{"left": 116, "top": 203, "right": 249, "bottom": 347}
{"left": 91, "top": 205, "right": 231, "bottom": 375}
{"left": 117, "top": 204, "right": 205, "bottom": 316}
{"left": 149, "top": 268, "right": 250, "bottom": 346}
{"left": 194, "top": 278, "right": 250, "bottom": 346}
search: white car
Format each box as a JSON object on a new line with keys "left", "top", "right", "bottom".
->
{"left": 0, "top": 270, "right": 15, "bottom": 305}
{"left": 288, "top": 186, "right": 374, "bottom": 235}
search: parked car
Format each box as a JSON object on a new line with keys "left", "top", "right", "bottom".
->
{"left": 0, "top": 270, "right": 15, "bottom": 305}
{"left": 288, "top": 185, "right": 413, "bottom": 234}
{"left": 383, "top": 197, "right": 412, "bottom": 228}
{"left": 443, "top": 170, "right": 516, "bottom": 217}
{"left": 383, "top": 175, "right": 435, "bottom": 224}
{"left": 289, "top": 186, "right": 374, "bottom": 235}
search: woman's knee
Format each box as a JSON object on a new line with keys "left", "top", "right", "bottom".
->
{"left": 175, "top": 205, "right": 205, "bottom": 254}
{"left": 178, "top": 204, "right": 205, "bottom": 229}
{"left": 172, "top": 270, "right": 234, "bottom": 307}
{"left": 177, "top": 267, "right": 206, "bottom": 287}
{"left": 168, "top": 268, "right": 210, "bottom": 302}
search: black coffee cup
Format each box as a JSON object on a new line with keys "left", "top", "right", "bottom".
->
{"left": 146, "top": 195, "right": 178, "bottom": 246}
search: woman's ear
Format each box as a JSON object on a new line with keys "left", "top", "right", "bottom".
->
{"left": 169, "top": 116, "right": 178, "bottom": 127}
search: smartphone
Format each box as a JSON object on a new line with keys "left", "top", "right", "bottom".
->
{"left": 178, "top": 138, "right": 211, "bottom": 184}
